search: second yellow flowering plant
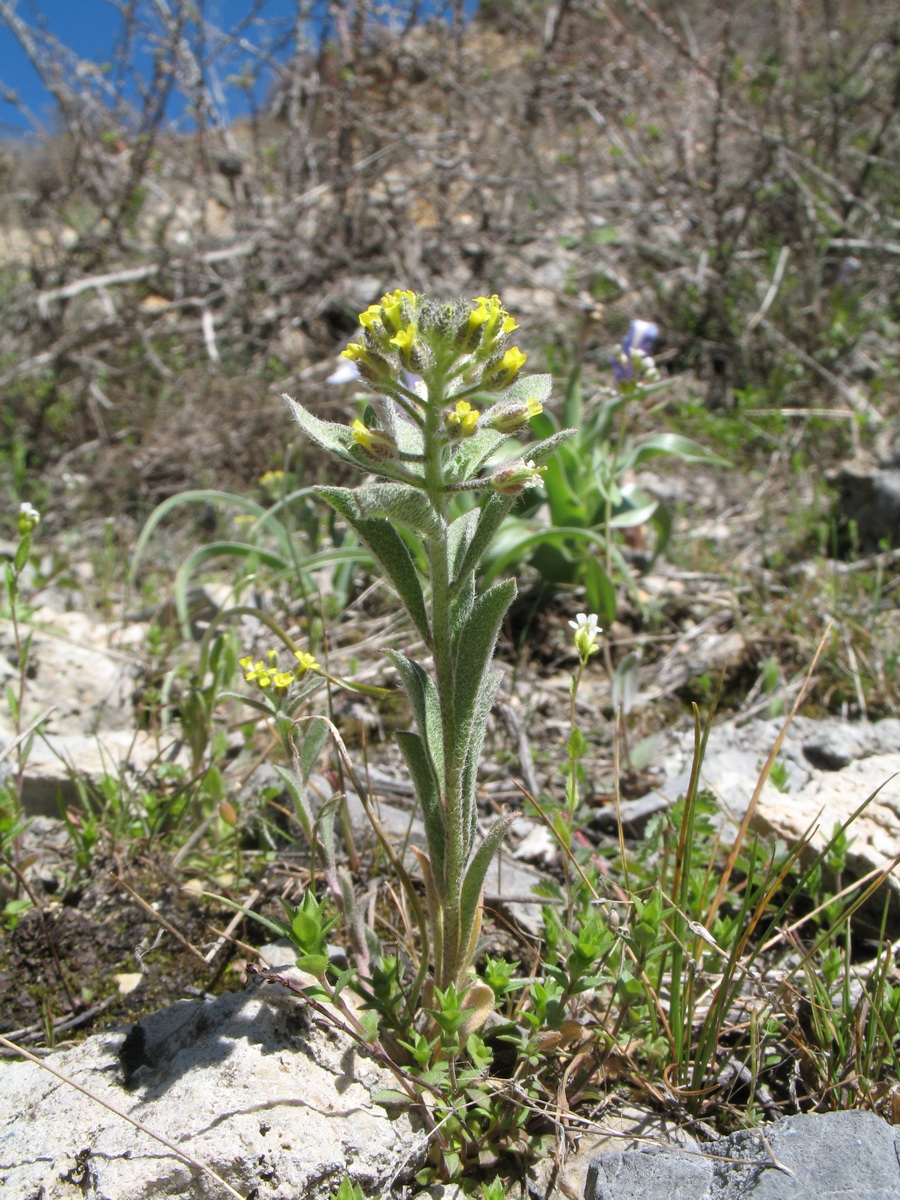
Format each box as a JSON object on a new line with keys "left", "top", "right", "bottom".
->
{"left": 284, "top": 291, "right": 573, "bottom": 1001}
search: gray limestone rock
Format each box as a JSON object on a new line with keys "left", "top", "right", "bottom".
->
{"left": 829, "top": 458, "right": 900, "bottom": 550}
{"left": 608, "top": 718, "right": 900, "bottom": 933}
{"left": 0, "top": 985, "right": 419, "bottom": 1200}
{"left": 584, "top": 1109, "right": 900, "bottom": 1200}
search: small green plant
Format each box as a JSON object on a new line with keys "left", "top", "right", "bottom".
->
{"left": 482, "top": 321, "right": 727, "bottom": 623}
{"left": 283, "top": 290, "right": 572, "bottom": 999}
{"left": 130, "top": 470, "right": 369, "bottom": 639}
{"left": 328, "top": 1181, "right": 365, "bottom": 1200}
{"left": 1, "top": 503, "right": 44, "bottom": 893}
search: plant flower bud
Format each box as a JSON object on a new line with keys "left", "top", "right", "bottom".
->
{"left": 483, "top": 346, "right": 527, "bottom": 391}
{"left": 485, "top": 394, "right": 543, "bottom": 433}
{"left": 350, "top": 419, "right": 397, "bottom": 461}
{"left": 389, "top": 323, "right": 418, "bottom": 366}
{"left": 341, "top": 342, "right": 395, "bottom": 385}
{"left": 490, "top": 458, "right": 544, "bottom": 494}
{"left": 17, "top": 502, "right": 41, "bottom": 536}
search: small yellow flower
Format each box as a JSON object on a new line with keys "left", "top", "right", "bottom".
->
{"left": 378, "top": 289, "right": 416, "bottom": 334}
{"left": 444, "top": 400, "right": 479, "bottom": 438}
{"left": 485, "top": 346, "right": 527, "bottom": 390}
{"left": 272, "top": 671, "right": 294, "bottom": 690}
{"left": 467, "top": 294, "right": 517, "bottom": 345}
{"left": 243, "top": 659, "right": 273, "bottom": 687}
{"left": 358, "top": 304, "right": 384, "bottom": 331}
{"left": 294, "top": 651, "right": 320, "bottom": 675}
{"left": 389, "top": 324, "right": 416, "bottom": 357}
{"left": 259, "top": 469, "right": 285, "bottom": 490}
{"left": 341, "top": 342, "right": 367, "bottom": 362}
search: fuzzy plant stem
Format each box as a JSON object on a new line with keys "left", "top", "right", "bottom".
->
{"left": 422, "top": 372, "right": 467, "bottom": 990}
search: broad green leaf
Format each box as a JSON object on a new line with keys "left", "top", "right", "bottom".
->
{"left": 396, "top": 730, "right": 445, "bottom": 884}
{"left": 318, "top": 487, "right": 430, "bottom": 643}
{"left": 273, "top": 763, "right": 313, "bottom": 841}
{"left": 446, "top": 425, "right": 505, "bottom": 483}
{"left": 14, "top": 534, "right": 30, "bottom": 572}
{"left": 607, "top": 500, "right": 658, "bottom": 528}
{"left": 389, "top": 413, "right": 425, "bottom": 461}
{"left": 585, "top": 559, "right": 617, "bottom": 626}
{"left": 447, "top": 508, "right": 479, "bottom": 580}
{"left": 524, "top": 428, "right": 578, "bottom": 467}
{"left": 627, "top": 433, "right": 730, "bottom": 468}
{"left": 372, "top": 1089, "right": 411, "bottom": 1107}
{"left": 453, "top": 578, "right": 516, "bottom": 747}
{"left": 540, "top": 451, "right": 587, "bottom": 527}
{"left": 300, "top": 716, "right": 330, "bottom": 781}
{"left": 451, "top": 573, "right": 475, "bottom": 643}
{"left": 459, "top": 668, "right": 503, "bottom": 846}
{"left": 505, "top": 372, "right": 554, "bottom": 409}
{"left": 350, "top": 482, "right": 438, "bottom": 535}
{"left": 452, "top": 493, "right": 520, "bottom": 586}
{"left": 458, "top": 814, "right": 517, "bottom": 950}
{"left": 283, "top": 395, "right": 357, "bottom": 461}
{"left": 561, "top": 366, "right": 583, "bottom": 430}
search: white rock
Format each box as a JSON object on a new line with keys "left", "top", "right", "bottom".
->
{"left": 0, "top": 728, "right": 187, "bottom": 817}
{"left": 0, "top": 986, "right": 419, "bottom": 1200}
{"left": 752, "top": 752, "right": 900, "bottom": 933}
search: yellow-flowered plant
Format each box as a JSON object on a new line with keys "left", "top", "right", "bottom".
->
{"left": 283, "top": 291, "right": 574, "bottom": 1005}
{"left": 240, "top": 647, "right": 321, "bottom": 693}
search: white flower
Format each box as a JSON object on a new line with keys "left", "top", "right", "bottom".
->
{"left": 17, "top": 502, "right": 41, "bottom": 535}
{"left": 568, "top": 612, "right": 602, "bottom": 660}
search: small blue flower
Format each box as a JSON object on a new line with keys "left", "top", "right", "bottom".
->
{"left": 612, "top": 319, "right": 660, "bottom": 384}
{"left": 623, "top": 319, "right": 658, "bottom": 358}
{"left": 326, "top": 358, "right": 361, "bottom": 385}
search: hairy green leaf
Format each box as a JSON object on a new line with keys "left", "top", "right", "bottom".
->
{"left": 283, "top": 395, "right": 357, "bottom": 462}
{"left": 453, "top": 578, "right": 516, "bottom": 749}
{"left": 318, "top": 487, "right": 431, "bottom": 643}
{"left": 396, "top": 730, "right": 446, "bottom": 884}
{"left": 452, "top": 494, "right": 520, "bottom": 586}
{"left": 386, "top": 650, "right": 444, "bottom": 781}
{"left": 447, "top": 508, "right": 479, "bottom": 580}
{"left": 459, "top": 668, "right": 503, "bottom": 848}
{"left": 350, "top": 482, "right": 438, "bottom": 535}
{"left": 458, "top": 814, "right": 517, "bottom": 953}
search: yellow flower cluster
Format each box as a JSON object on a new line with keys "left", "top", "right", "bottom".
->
{"left": 240, "top": 648, "right": 320, "bottom": 692}
{"left": 341, "top": 290, "right": 527, "bottom": 395}
{"left": 466, "top": 294, "right": 518, "bottom": 342}
{"left": 259, "top": 469, "right": 285, "bottom": 491}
